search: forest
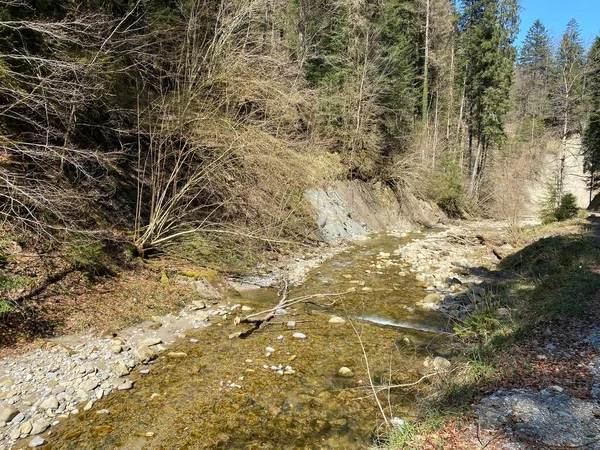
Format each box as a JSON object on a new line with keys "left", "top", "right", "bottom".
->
{"left": 1, "top": 0, "right": 599, "bottom": 258}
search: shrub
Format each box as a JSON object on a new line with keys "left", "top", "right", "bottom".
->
{"left": 432, "top": 157, "right": 468, "bottom": 218}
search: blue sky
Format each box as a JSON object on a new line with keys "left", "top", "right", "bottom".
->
{"left": 516, "top": 0, "right": 600, "bottom": 48}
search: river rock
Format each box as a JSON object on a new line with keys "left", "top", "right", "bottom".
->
{"left": 338, "top": 367, "right": 354, "bottom": 378}
{"left": 328, "top": 316, "right": 346, "bottom": 324}
{"left": 139, "top": 337, "right": 162, "bottom": 347}
{"left": 40, "top": 396, "right": 59, "bottom": 410}
{"left": 113, "top": 362, "right": 130, "bottom": 377}
{"left": 286, "top": 321, "right": 296, "bottom": 328}
{"left": 135, "top": 346, "right": 158, "bottom": 363}
{"left": 292, "top": 332, "right": 306, "bottom": 339}
{"left": 20, "top": 420, "right": 33, "bottom": 435}
{"left": 189, "top": 300, "right": 207, "bottom": 310}
{"left": 31, "top": 419, "right": 50, "bottom": 435}
{"left": 433, "top": 356, "right": 451, "bottom": 371}
{"left": 167, "top": 352, "right": 187, "bottom": 358}
{"left": 0, "top": 404, "right": 18, "bottom": 423}
{"left": 117, "top": 380, "right": 134, "bottom": 391}
{"left": 28, "top": 437, "right": 46, "bottom": 448}
{"left": 80, "top": 379, "right": 99, "bottom": 392}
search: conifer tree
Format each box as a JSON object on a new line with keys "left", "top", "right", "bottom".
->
{"left": 459, "top": 0, "right": 520, "bottom": 195}
{"left": 515, "top": 20, "right": 553, "bottom": 139}
{"left": 583, "top": 36, "right": 600, "bottom": 201}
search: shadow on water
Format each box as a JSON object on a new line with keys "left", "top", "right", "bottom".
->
{"left": 39, "top": 233, "right": 454, "bottom": 450}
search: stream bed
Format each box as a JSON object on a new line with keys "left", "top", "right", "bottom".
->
{"left": 37, "top": 232, "right": 451, "bottom": 450}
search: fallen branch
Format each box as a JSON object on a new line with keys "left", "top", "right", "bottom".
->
{"left": 234, "top": 288, "right": 350, "bottom": 328}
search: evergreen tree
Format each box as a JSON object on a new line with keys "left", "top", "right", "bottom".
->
{"left": 459, "top": 0, "right": 520, "bottom": 195}
{"left": 515, "top": 20, "right": 553, "bottom": 139}
{"left": 583, "top": 36, "right": 600, "bottom": 201}
{"left": 554, "top": 19, "right": 586, "bottom": 136}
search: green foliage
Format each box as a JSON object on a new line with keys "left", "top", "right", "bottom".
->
{"left": 553, "top": 19, "right": 586, "bottom": 131}
{"left": 0, "top": 274, "right": 28, "bottom": 314}
{"left": 540, "top": 184, "right": 578, "bottom": 223}
{"left": 583, "top": 37, "right": 600, "bottom": 193}
{"left": 66, "top": 238, "right": 110, "bottom": 276}
{"left": 431, "top": 157, "right": 468, "bottom": 218}
{"left": 515, "top": 20, "right": 553, "bottom": 127}
{"left": 459, "top": 0, "right": 520, "bottom": 152}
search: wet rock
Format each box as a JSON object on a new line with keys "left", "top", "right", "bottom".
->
{"left": 28, "top": 436, "right": 46, "bottom": 448}
{"left": 167, "top": 352, "right": 187, "bottom": 358}
{"left": 292, "top": 332, "right": 306, "bottom": 339}
{"left": 266, "top": 347, "right": 275, "bottom": 353}
{"left": 328, "top": 316, "right": 346, "bottom": 324}
{"left": 286, "top": 321, "right": 296, "bottom": 328}
{"left": 275, "top": 308, "right": 287, "bottom": 315}
{"left": 338, "top": 367, "right": 354, "bottom": 378}
{"left": 0, "top": 404, "right": 18, "bottom": 423}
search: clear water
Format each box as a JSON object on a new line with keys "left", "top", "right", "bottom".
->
{"left": 43, "top": 233, "right": 450, "bottom": 450}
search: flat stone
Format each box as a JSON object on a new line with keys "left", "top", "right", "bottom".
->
{"left": 83, "top": 400, "right": 95, "bottom": 411}
{"left": 139, "top": 337, "right": 162, "bottom": 347}
{"left": 20, "top": 420, "right": 33, "bottom": 435}
{"left": 31, "top": 419, "right": 50, "bottom": 435}
{"left": 80, "top": 379, "right": 99, "bottom": 392}
{"left": 292, "top": 332, "right": 306, "bottom": 339}
{"left": 117, "top": 380, "right": 134, "bottom": 391}
{"left": 0, "top": 403, "right": 18, "bottom": 422}
{"left": 189, "top": 300, "right": 207, "bottom": 310}
{"left": 28, "top": 437, "right": 46, "bottom": 448}
{"left": 40, "top": 396, "right": 59, "bottom": 410}
{"left": 166, "top": 352, "right": 187, "bottom": 358}
{"left": 328, "top": 316, "right": 346, "bottom": 324}
{"left": 338, "top": 367, "right": 354, "bottom": 378}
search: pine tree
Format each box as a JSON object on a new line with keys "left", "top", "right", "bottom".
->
{"left": 459, "top": 0, "right": 520, "bottom": 195}
{"left": 515, "top": 20, "right": 553, "bottom": 140}
{"left": 583, "top": 36, "right": 600, "bottom": 201}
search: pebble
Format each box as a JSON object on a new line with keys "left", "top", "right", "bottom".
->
{"left": 189, "top": 339, "right": 199, "bottom": 344}
{"left": 117, "top": 380, "right": 134, "bottom": 391}
{"left": 266, "top": 347, "right": 275, "bottom": 353}
{"left": 28, "top": 437, "right": 46, "bottom": 448}
{"left": 140, "top": 369, "right": 150, "bottom": 374}
{"left": 328, "top": 316, "right": 346, "bottom": 324}
{"left": 338, "top": 367, "right": 354, "bottom": 378}
{"left": 292, "top": 333, "right": 306, "bottom": 339}
{"left": 286, "top": 321, "right": 296, "bottom": 328}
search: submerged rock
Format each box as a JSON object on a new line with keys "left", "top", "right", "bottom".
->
{"left": 28, "top": 437, "right": 46, "bottom": 448}
{"left": 328, "top": 316, "right": 346, "bottom": 324}
{"left": 292, "top": 332, "right": 306, "bottom": 339}
{"left": 338, "top": 367, "right": 354, "bottom": 378}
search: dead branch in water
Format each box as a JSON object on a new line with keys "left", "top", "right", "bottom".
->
{"left": 234, "top": 283, "right": 351, "bottom": 329}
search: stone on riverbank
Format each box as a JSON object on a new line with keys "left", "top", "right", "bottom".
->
{"left": 28, "top": 437, "right": 46, "bottom": 448}
{"left": 0, "top": 404, "right": 18, "bottom": 423}
{"left": 292, "top": 332, "right": 306, "bottom": 339}
{"left": 328, "top": 316, "right": 346, "bottom": 324}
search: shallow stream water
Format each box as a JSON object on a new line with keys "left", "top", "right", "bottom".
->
{"left": 41, "top": 232, "right": 450, "bottom": 450}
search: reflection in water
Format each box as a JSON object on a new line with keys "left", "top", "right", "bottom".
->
{"left": 44, "top": 233, "right": 451, "bottom": 450}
